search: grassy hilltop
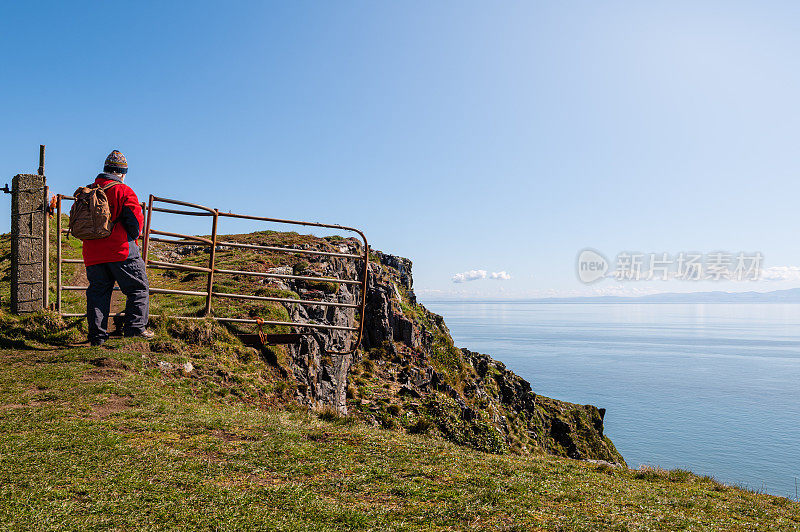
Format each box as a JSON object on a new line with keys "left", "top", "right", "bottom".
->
{"left": 0, "top": 223, "right": 798, "bottom": 530}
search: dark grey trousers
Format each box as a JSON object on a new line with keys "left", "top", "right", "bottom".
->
{"left": 86, "top": 257, "right": 149, "bottom": 341}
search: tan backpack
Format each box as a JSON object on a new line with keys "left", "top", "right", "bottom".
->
{"left": 68, "top": 182, "right": 121, "bottom": 240}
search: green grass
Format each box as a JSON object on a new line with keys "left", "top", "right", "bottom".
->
{"left": 0, "top": 343, "right": 798, "bottom": 530}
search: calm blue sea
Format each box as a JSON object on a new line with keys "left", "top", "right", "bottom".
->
{"left": 423, "top": 301, "right": 800, "bottom": 499}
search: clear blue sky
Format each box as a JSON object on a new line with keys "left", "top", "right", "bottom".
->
{"left": 2, "top": 1, "right": 800, "bottom": 299}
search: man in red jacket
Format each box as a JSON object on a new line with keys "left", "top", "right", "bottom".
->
{"left": 84, "top": 150, "right": 152, "bottom": 346}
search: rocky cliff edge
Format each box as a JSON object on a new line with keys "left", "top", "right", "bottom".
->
{"left": 280, "top": 242, "right": 625, "bottom": 465}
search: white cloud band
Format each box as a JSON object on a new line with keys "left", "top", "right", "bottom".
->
{"left": 761, "top": 266, "right": 800, "bottom": 281}
{"left": 452, "top": 269, "right": 511, "bottom": 283}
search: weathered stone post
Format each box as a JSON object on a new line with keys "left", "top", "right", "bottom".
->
{"left": 10, "top": 173, "right": 46, "bottom": 313}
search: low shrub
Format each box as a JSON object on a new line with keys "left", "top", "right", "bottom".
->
{"left": 407, "top": 418, "right": 432, "bottom": 434}
{"left": 317, "top": 405, "right": 342, "bottom": 422}
{"left": 0, "top": 310, "right": 83, "bottom": 347}
{"left": 292, "top": 261, "right": 309, "bottom": 275}
{"left": 305, "top": 280, "right": 339, "bottom": 294}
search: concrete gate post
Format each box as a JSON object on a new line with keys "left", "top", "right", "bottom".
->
{"left": 10, "top": 173, "right": 46, "bottom": 313}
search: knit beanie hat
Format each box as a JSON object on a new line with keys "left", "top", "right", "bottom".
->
{"left": 103, "top": 150, "right": 128, "bottom": 174}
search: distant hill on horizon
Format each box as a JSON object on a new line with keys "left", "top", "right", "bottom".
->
{"left": 428, "top": 287, "right": 800, "bottom": 304}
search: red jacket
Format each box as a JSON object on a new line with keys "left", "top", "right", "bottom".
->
{"left": 82, "top": 173, "right": 144, "bottom": 266}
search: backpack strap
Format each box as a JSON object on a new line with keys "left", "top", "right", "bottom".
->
{"left": 101, "top": 181, "right": 124, "bottom": 225}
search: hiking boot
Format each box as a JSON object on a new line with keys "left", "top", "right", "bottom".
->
{"left": 90, "top": 338, "right": 107, "bottom": 347}
{"left": 125, "top": 329, "right": 155, "bottom": 339}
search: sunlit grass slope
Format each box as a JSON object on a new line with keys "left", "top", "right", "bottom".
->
{"left": 0, "top": 323, "right": 797, "bottom": 531}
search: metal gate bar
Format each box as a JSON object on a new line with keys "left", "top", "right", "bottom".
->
{"left": 60, "top": 283, "right": 357, "bottom": 309}
{"left": 214, "top": 267, "right": 361, "bottom": 285}
{"left": 216, "top": 240, "right": 361, "bottom": 259}
{"left": 58, "top": 312, "right": 358, "bottom": 331}
{"left": 149, "top": 229, "right": 213, "bottom": 244}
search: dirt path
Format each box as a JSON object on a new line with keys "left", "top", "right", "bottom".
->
{"left": 70, "top": 264, "right": 125, "bottom": 321}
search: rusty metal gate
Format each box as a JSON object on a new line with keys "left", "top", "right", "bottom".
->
{"left": 54, "top": 194, "right": 369, "bottom": 355}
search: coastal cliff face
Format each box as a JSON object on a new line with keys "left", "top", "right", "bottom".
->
{"left": 281, "top": 241, "right": 625, "bottom": 465}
